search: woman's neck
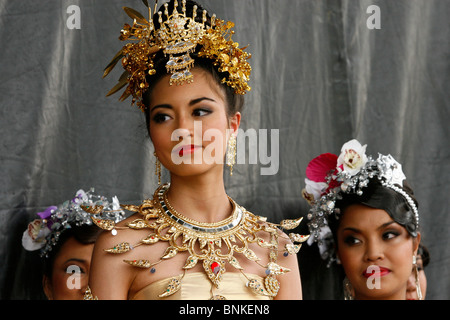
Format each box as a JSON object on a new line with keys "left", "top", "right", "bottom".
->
{"left": 165, "top": 169, "right": 233, "bottom": 223}
{"left": 355, "top": 287, "right": 407, "bottom": 300}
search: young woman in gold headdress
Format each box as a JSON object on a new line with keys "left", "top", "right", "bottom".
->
{"left": 85, "top": 0, "right": 308, "bottom": 300}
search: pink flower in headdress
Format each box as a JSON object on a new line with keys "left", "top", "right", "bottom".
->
{"left": 302, "top": 153, "right": 339, "bottom": 203}
{"left": 306, "top": 153, "right": 338, "bottom": 183}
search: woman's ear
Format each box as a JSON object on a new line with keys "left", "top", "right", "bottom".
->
{"left": 228, "top": 112, "right": 241, "bottom": 135}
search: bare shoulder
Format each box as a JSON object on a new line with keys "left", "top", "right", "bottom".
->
{"left": 89, "top": 213, "right": 149, "bottom": 299}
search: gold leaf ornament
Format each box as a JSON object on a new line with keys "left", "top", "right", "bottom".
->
{"left": 161, "top": 246, "right": 178, "bottom": 259}
{"left": 123, "top": 259, "right": 151, "bottom": 268}
{"left": 246, "top": 278, "right": 269, "bottom": 296}
{"left": 142, "top": 233, "right": 159, "bottom": 244}
{"left": 105, "top": 242, "right": 133, "bottom": 254}
{"left": 289, "top": 233, "right": 310, "bottom": 243}
{"left": 279, "top": 217, "right": 304, "bottom": 230}
{"left": 123, "top": 7, "right": 148, "bottom": 25}
{"left": 103, "top": 49, "right": 124, "bottom": 78}
{"left": 243, "top": 249, "right": 260, "bottom": 262}
{"left": 91, "top": 217, "right": 116, "bottom": 231}
{"left": 228, "top": 256, "right": 243, "bottom": 270}
{"left": 81, "top": 204, "right": 104, "bottom": 215}
{"left": 266, "top": 262, "right": 290, "bottom": 275}
{"left": 126, "top": 219, "right": 149, "bottom": 229}
{"left": 183, "top": 256, "right": 199, "bottom": 269}
{"left": 285, "top": 243, "right": 302, "bottom": 255}
{"left": 159, "top": 276, "right": 183, "bottom": 298}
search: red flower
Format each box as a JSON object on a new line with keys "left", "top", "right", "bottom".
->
{"left": 306, "top": 153, "right": 338, "bottom": 183}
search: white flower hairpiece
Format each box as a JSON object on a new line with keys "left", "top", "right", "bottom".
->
{"left": 301, "top": 139, "right": 419, "bottom": 265}
{"left": 22, "top": 189, "right": 125, "bottom": 258}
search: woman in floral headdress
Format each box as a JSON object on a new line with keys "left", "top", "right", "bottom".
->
{"left": 85, "top": 0, "right": 308, "bottom": 300}
{"left": 303, "top": 139, "right": 422, "bottom": 300}
{"left": 22, "top": 189, "right": 123, "bottom": 299}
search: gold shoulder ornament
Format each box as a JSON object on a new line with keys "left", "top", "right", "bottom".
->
{"left": 83, "top": 184, "right": 309, "bottom": 300}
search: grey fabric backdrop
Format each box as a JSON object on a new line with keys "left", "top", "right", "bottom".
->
{"left": 0, "top": 0, "right": 448, "bottom": 299}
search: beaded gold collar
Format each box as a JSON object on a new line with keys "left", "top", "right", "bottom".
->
{"left": 84, "top": 184, "right": 309, "bottom": 299}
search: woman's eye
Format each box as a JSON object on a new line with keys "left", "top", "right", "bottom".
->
{"left": 152, "top": 113, "right": 171, "bottom": 123}
{"left": 65, "top": 264, "right": 85, "bottom": 274}
{"left": 193, "top": 108, "right": 211, "bottom": 117}
{"left": 344, "top": 236, "right": 361, "bottom": 245}
{"left": 382, "top": 231, "right": 399, "bottom": 240}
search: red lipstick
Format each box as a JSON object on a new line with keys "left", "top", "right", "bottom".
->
{"left": 363, "top": 266, "right": 391, "bottom": 278}
{"left": 177, "top": 144, "right": 200, "bottom": 157}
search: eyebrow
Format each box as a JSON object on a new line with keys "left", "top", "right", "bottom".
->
{"left": 150, "top": 97, "right": 216, "bottom": 113}
{"left": 342, "top": 221, "right": 396, "bottom": 233}
{"left": 64, "top": 258, "right": 87, "bottom": 264}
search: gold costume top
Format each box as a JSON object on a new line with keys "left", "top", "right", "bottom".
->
{"left": 83, "top": 184, "right": 309, "bottom": 300}
{"left": 131, "top": 272, "right": 270, "bottom": 300}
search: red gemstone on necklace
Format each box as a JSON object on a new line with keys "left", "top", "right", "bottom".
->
{"left": 211, "top": 262, "right": 220, "bottom": 275}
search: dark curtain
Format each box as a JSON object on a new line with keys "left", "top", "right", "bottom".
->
{"left": 0, "top": 0, "right": 448, "bottom": 299}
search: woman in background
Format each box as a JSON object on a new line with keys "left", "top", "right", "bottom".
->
{"left": 302, "top": 139, "right": 421, "bottom": 300}
{"left": 22, "top": 189, "right": 123, "bottom": 299}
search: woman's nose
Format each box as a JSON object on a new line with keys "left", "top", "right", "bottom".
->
{"left": 364, "top": 240, "right": 384, "bottom": 262}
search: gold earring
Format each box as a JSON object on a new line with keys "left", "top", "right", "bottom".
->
{"left": 226, "top": 135, "right": 237, "bottom": 176}
{"left": 343, "top": 276, "right": 354, "bottom": 300}
{"left": 413, "top": 255, "right": 423, "bottom": 300}
{"left": 154, "top": 151, "right": 161, "bottom": 185}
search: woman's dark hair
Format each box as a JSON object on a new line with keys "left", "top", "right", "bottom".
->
{"left": 42, "top": 224, "right": 102, "bottom": 278}
{"left": 418, "top": 243, "right": 430, "bottom": 268}
{"left": 329, "top": 178, "right": 419, "bottom": 246}
{"left": 142, "top": 0, "right": 245, "bottom": 132}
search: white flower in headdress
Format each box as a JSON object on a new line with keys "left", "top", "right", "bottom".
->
{"left": 302, "top": 178, "right": 328, "bottom": 204}
{"left": 22, "top": 219, "right": 51, "bottom": 251}
{"left": 337, "top": 139, "right": 368, "bottom": 176}
{"left": 378, "top": 154, "right": 406, "bottom": 186}
{"left": 73, "top": 189, "right": 88, "bottom": 204}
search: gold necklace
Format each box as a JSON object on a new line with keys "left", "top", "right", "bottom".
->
{"left": 86, "top": 184, "right": 309, "bottom": 299}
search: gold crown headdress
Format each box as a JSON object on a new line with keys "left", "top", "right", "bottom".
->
{"left": 104, "top": 0, "right": 252, "bottom": 111}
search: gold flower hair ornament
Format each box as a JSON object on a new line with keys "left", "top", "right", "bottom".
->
{"left": 104, "top": 0, "right": 251, "bottom": 111}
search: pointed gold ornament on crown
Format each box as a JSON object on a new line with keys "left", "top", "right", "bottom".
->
{"left": 104, "top": 0, "right": 251, "bottom": 111}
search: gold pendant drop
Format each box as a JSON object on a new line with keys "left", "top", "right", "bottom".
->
{"left": 203, "top": 257, "right": 226, "bottom": 288}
